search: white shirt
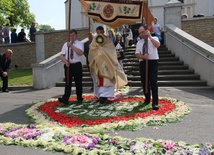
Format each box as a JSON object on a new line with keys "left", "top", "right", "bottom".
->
{"left": 115, "top": 42, "right": 123, "bottom": 50}
{"left": 60, "top": 40, "right": 84, "bottom": 63}
{"left": 135, "top": 37, "right": 159, "bottom": 61}
{"left": 153, "top": 23, "right": 162, "bottom": 35}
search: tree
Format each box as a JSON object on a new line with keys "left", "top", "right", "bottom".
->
{"left": 37, "top": 24, "right": 55, "bottom": 33}
{"left": 0, "top": 0, "right": 35, "bottom": 28}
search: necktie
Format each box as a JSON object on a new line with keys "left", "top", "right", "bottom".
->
{"left": 70, "top": 48, "right": 73, "bottom": 59}
{"left": 142, "top": 39, "right": 147, "bottom": 54}
{"left": 70, "top": 42, "right": 74, "bottom": 59}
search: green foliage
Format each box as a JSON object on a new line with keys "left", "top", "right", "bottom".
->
{"left": 0, "top": 0, "right": 35, "bottom": 28}
{"left": 37, "top": 24, "right": 55, "bottom": 33}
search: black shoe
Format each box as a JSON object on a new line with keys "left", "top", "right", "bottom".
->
{"left": 143, "top": 101, "right": 150, "bottom": 105}
{"left": 77, "top": 100, "right": 83, "bottom": 104}
{"left": 2, "top": 89, "right": 9, "bottom": 93}
{"left": 58, "top": 98, "right": 69, "bottom": 105}
{"left": 152, "top": 105, "right": 159, "bottom": 110}
{"left": 99, "top": 97, "right": 107, "bottom": 104}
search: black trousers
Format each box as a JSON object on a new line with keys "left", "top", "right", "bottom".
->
{"left": 0, "top": 74, "right": 8, "bottom": 91}
{"left": 63, "top": 62, "right": 83, "bottom": 101}
{"left": 86, "top": 58, "right": 93, "bottom": 87}
{"left": 139, "top": 60, "right": 159, "bottom": 106}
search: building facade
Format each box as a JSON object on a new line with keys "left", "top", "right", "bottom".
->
{"left": 149, "top": 0, "right": 214, "bottom": 27}
{"left": 64, "top": 0, "right": 214, "bottom": 31}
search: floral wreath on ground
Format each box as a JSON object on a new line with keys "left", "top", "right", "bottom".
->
{"left": 0, "top": 87, "right": 214, "bottom": 154}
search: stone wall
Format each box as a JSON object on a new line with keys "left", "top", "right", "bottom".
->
{"left": 0, "top": 42, "right": 36, "bottom": 68}
{"left": 1, "top": 17, "right": 214, "bottom": 69}
{"left": 182, "top": 16, "right": 214, "bottom": 47}
{"left": 0, "top": 28, "right": 88, "bottom": 69}
{"left": 43, "top": 28, "right": 88, "bottom": 58}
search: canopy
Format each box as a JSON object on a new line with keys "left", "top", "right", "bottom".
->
{"left": 79, "top": 0, "right": 155, "bottom": 28}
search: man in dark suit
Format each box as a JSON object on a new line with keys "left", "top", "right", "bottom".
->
{"left": 0, "top": 49, "right": 13, "bottom": 92}
{"left": 84, "top": 32, "right": 93, "bottom": 90}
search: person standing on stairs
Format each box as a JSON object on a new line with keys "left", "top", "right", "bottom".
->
{"left": 84, "top": 32, "right": 94, "bottom": 90}
{"left": 114, "top": 34, "right": 125, "bottom": 67}
{"left": 58, "top": 29, "right": 84, "bottom": 105}
{"left": 135, "top": 25, "right": 160, "bottom": 110}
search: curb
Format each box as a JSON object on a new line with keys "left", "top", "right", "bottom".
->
{"left": 7, "top": 86, "right": 33, "bottom": 91}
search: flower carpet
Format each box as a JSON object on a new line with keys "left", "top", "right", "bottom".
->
{"left": 0, "top": 88, "right": 214, "bottom": 154}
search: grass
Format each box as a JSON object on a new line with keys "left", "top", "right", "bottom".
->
{"left": 0, "top": 68, "right": 33, "bottom": 86}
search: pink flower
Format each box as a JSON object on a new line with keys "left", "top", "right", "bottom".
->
{"left": 0, "top": 126, "right": 4, "bottom": 132}
{"left": 162, "top": 141, "right": 175, "bottom": 150}
{"left": 63, "top": 134, "right": 99, "bottom": 149}
{"left": 73, "top": 134, "right": 89, "bottom": 143}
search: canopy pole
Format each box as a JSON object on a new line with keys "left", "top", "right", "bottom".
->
{"left": 144, "top": 1, "right": 149, "bottom": 94}
{"left": 66, "top": 0, "right": 72, "bottom": 85}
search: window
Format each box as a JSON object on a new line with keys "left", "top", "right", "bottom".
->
{"left": 178, "top": 0, "right": 184, "bottom": 3}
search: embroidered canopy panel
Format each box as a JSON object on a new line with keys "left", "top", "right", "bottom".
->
{"left": 80, "top": 0, "right": 154, "bottom": 28}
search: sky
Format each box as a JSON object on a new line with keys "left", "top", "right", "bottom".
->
{"left": 28, "top": 0, "right": 66, "bottom": 30}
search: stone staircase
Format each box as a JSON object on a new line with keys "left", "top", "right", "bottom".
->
{"left": 56, "top": 45, "right": 207, "bottom": 87}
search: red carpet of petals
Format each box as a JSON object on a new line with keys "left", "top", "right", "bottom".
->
{"left": 39, "top": 95, "right": 176, "bottom": 128}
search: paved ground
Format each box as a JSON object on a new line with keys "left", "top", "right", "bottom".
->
{"left": 0, "top": 86, "right": 214, "bottom": 155}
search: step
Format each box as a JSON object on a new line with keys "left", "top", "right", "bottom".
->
{"left": 126, "top": 69, "right": 195, "bottom": 76}
{"left": 83, "top": 70, "right": 195, "bottom": 76}
{"left": 127, "top": 74, "right": 201, "bottom": 81}
{"left": 158, "top": 46, "right": 168, "bottom": 50}
{"left": 122, "top": 56, "right": 177, "bottom": 63}
{"left": 56, "top": 45, "right": 208, "bottom": 88}
{"left": 159, "top": 53, "right": 176, "bottom": 58}
{"left": 159, "top": 65, "right": 189, "bottom": 70}
{"left": 128, "top": 80, "right": 207, "bottom": 87}
{"left": 80, "top": 75, "right": 201, "bottom": 81}
{"left": 124, "top": 46, "right": 168, "bottom": 52}
{"left": 123, "top": 52, "right": 175, "bottom": 58}
{"left": 159, "top": 80, "right": 207, "bottom": 86}
{"left": 123, "top": 61, "right": 185, "bottom": 67}
{"left": 124, "top": 49, "right": 172, "bottom": 54}
{"left": 56, "top": 80, "right": 207, "bottom": 87}
{"left": 83, "top": 72, "right": 91, "bottom": 76}
{"left": 82, "top": 63, "right": 189, "bottom": 71}
{"left": 83, "top": 61, "right": 185, "bottom": 70}
{"left": 123, "top": 57, "right": 180, "bottom": 62}
{"left": 123, "top": 65, "right": 189, "bottom": 71}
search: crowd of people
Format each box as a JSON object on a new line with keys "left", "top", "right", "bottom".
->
{"left": 1, "top": 21, "right": 162, "bottom": 111}
{"left": 0, "top": 22, "right": 36, "bottom": 44}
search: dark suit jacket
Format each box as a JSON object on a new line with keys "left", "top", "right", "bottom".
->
{"left": 0, "top": 53, "right": 11, "bottom": 75}
{"left": 84, "top": 40, "right": 92, "bottom": 66}
{"left": 84, "top": 40, "right": 91, "bottom": 59}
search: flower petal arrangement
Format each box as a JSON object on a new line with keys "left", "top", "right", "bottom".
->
{"left": 0, "top": 123, "right": 214, "bottom": 154}
{"left": 25, "top": 95, "right": 190, "bottom": 133}
{"left": 0, "top": 88, "right": 214, "bottom": 154}
{"left": 4, "top": 124, "right": 42, "bottom": 140}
